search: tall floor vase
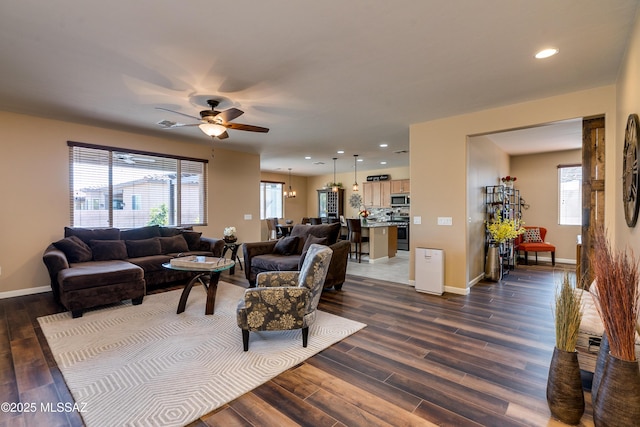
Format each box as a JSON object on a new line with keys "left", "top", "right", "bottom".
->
{"left": 485, "top": 244, "right": 501, "bottom": 281}
{"left": 590, "top": 333, "right": 609, "bottom": 403}
{"left": 592, "top": 352, "right": 640, "bottom": 426}
{"left": 546, "top": 347, "right": 585, "bottom": 425}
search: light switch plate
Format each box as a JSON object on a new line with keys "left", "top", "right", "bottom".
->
{"left": 413, "top": 216, "right": 421, "bottom": 225}
{"left": 437, "top": 217, "right": 453, "bottom": 226}
{"left": 244, "top": 214, "right": 252, "bottom": 220}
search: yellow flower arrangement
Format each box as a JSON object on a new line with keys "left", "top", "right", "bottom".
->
{"left": 486, "top": 213, "right": 525, "bottom": 243}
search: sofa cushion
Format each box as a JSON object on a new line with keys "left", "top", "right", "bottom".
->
{"left": 273, "top": 236, "right": 299, "bottom": 255}
{"left": 120, "top": 225, "right": 161, "bottom": 240}
{"left": 159, "top": 226, "right": 193, "bottom": 237}
{"left": 159, "top": 235, "right": 190, "bottom": 254}
{"left": 125, "top": 237, "right": 162, "bottom": 258}
{"left": 65, "top": 227, "right": 120, "bottom": 244}
{"left": 127, "top": 254, "right": 173, "bottom": 273}
{"left": 181, "top": 231, "right": 203, "bottom": 251}
{"left": 53, "top": 236, "right": 93, "bottom": 263}
{"left": 58, "top": 260, "right": 143, "bottom": 291}
{"left": 90, "top": 239, "right": 129, "bottom": 261}
{"left": 252, "top": 253, "right": 301, "bottom": 272}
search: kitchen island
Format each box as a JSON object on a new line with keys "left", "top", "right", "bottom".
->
{"left": 362, "top": 223, "right": 398, "bottom": 261}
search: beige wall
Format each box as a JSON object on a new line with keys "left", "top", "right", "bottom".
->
{"left": 467, "top": 135, "right": 510, "bottom": 283}
{"left": 511, "top": 149, "right": 582, "bottom": 262}
{"left": 616, "top": 11, "right": 640, "bottom": 251}
{"left": 0, "top": 111, "right": 261, "bottom": 296}
{"left": 410, "top": 85, "right": 616, "bottom": 293}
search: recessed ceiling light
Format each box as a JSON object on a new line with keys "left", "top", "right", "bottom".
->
{"left": 380, "top": 161, "right": 387, "bottom": 165}
{"left": 535, "top": 48, "right": 559, "bottom": 59}
{"left": 357, "top": 158, "right": 363, "bottom": 162}
{"left": 380, "top": 143, "right": 388, "bottom": 148}
{"left": 305, "top": 156, "right": 311, "bottom": 160}
{"left": 337, "top": 150, "right": 344, "bottom": 154}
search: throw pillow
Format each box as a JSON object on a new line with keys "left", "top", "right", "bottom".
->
{"left": 125, "top": 237, "right": 162, "bottom": 258}
{"left": 302, "top": 235, "right": 328, "bottom": 255}
{"left": 159, "top": 234, "right": 190, "bottom": 254}
{"left": 181, "top": 231, "right": 203, "bottom": 251}
{"left": 90, "top": 239, "right": 128, "bottom": 261}
{"left": 273, "top": 236, "right": 300, "bottom": 255}
{"left": 53, "top": 235, "right": 93, "bottom": 263}
{"left": 299, "top": 235, "right": 329, "bottom": 266}
{"left": 524, "top": 227, "right": 543, "bottom": 243}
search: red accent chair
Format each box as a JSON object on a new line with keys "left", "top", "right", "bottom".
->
{"left": 515, "top": 226, "right": 556, "bottom": 266}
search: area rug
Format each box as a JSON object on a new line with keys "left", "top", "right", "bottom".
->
{"left": 38, "top": 282, "right": 366, "bottom": 427}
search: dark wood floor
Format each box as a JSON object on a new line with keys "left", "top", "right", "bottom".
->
{"left": 0, "top": 265, "right": 594, "bottom": 427}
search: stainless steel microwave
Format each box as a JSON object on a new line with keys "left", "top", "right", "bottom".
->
{"left": 390, "top": 194, "right": 410, "bottom": 206}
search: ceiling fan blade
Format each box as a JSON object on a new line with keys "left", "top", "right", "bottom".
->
{"left": 217, "top": 131, "right": 229, "bottom": 140}
{"left": 155, "top": 107, "right": 201, "bottom": 121}
{"left": 160, "top": 123, "right": 201, "bottom": 129}
{"left": 225, "top": 122, "right": 270, "bottom": 133}
{"left": 217, "top": 108, "right": 244, "bottom": 123}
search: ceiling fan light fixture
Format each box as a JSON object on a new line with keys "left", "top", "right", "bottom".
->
{"left": 199, "top": 123, "right": 227, "bottom": 137}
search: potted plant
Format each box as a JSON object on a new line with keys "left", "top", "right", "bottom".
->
{"left": 590, "top": 227, "right": 640, "bottom": 426}
{"left": 546, "top": 272, "right": 584, "bottom": 425}
{"left": 485, "top": 213, "right": 524, "bottom": 280}
{"left": 223, "top": 226, "right": 237, "bottom": 243}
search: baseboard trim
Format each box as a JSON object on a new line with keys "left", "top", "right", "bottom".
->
{"left": 445, "top": 285, "right": 469, "bottom": 295}
{"left": 0, "top": 285, "right": 50, "bottom": 300}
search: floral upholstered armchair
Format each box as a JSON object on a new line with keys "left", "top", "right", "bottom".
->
{"left": 236, "top": 244, "right": 333, "bottom": 351}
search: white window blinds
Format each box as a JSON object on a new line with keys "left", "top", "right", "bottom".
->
{"left": 69, "top": 142, "right": 208, "bottom": 228}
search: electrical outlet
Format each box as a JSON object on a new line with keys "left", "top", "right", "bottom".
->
{"left": 437, "top": 217, "right": 453, "bottom": 226}
{"left": 244, "top": 214, "right": 252, "bottom": 220}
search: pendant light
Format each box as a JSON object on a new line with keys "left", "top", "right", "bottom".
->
{"left": 352, "top": 154, "right": 359, "bottom": 192}
{"left": 284, "top": 168, "right": 296, "bottom": 198}
{"left": 332, "top": 157, "right": 338, "bottom": 192}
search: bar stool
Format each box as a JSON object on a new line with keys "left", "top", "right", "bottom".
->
{"left": 346, "top": 218, "right": 369, "bottom": 263}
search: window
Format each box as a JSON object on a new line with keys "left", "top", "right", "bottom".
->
{"left": 69, "top": 142, "right": 208, "bottom": 228}
{"left": 558, "top": 164, "right": 582, "bottom": 225}
{"left": 260, "top": 181, "right": 284, "bottom": 220}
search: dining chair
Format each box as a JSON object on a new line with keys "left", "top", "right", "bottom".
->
{"left": 346, "top": 218, "right": 369, "bottom": 263}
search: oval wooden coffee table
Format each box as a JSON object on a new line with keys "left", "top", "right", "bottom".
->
{"left": 162, "top": 257, "right": 235, "bottom": 315}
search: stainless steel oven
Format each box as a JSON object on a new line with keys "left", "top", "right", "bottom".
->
{"left": 391, "top": 217, "right": 409, "bottom": 250}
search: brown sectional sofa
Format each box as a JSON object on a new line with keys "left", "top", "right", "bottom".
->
{"left": 242, "top": 223, "right": 350, "bottom": 290}
{"left": 43, "top": 225, "right": 224, "bottom": 318}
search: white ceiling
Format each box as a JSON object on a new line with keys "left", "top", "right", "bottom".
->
{"left": 0, "top": 1, "right": 637, "bottom": 175}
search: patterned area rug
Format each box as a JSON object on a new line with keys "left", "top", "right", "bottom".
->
{"left": 38, "top": 282, "right": 366, "bottom": 427}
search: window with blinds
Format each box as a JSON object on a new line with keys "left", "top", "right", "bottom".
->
{"left": 69, "top": 142, "right": 208, "bottom": 228}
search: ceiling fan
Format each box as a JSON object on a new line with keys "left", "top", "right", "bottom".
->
{"left": 156, "top": 99, "right": 269, "bottom": 139}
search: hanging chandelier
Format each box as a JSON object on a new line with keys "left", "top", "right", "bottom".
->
{"left": 352, "top": 154, "right": 359, "bottom": 192}
{"left": 284, "top": 168, "right": 296, "bottom": 198}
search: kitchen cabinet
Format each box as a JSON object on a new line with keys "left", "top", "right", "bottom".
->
{"left": 391, "top": 179, "right": 410, "bottom": 194}
{"left": 362, "top": 181, "right": 391, "bottom": 207}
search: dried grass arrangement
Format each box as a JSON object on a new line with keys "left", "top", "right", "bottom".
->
{"left": 553, "top": 272, "right": 582, "bottom": 352}
{"left": 591, "top": 228, "right": 640, "bottom": 362}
